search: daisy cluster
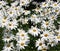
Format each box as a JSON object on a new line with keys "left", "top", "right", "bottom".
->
{"left": 0, "top": 0, "right": 60, "bottom": 51}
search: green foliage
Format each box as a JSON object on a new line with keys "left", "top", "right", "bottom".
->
{"left": 0, "top": 28, "right": 5, "bottom": 51}
{"left": 6, "top": 0, "right": 12, "bottom": 3}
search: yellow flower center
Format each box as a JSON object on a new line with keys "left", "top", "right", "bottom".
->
{"left": 2, "top": 20, "right": 5, "bottom": 23}
{"left": 44, "top": 34, "right": 48, "bottom": 37}
{"left": 10, "top": 11, "right": 12, "bottom": 14}
{"left": 4, "top": 17, "right": 7, "bottom": 20}
{"left": 7, "top": 44, "right": 10, "bottom": 47}
{"left": 21, "top": 42, "right": 24, "bottom": 46}
{"left": 57, "top": 36, "right": 60, "bottom": 39}
{"left": 56, "top": 32, "right": 59, "bottom": 34}
{"left": 21, "top": 34, "right": 24, "bottom": 37}
{"left": 42, "top": 48, "right": 47, "bottom": 50}
{"left": 33, "top": 29, "right": 36, "bottom": 32}
{"left": 22, "top": 1, "right": 24, "bottom": 4}
{"left": 54, "top": 4, "right": 57, "bottom": 6}
{"left": 43, "top": 3, "right": 46, "bottom": 6}
{"left": 55, "top": 10, "right": 59, "bottom": 12}
{"left": 15, "top": 8, "right": 18, "bottom": 10}
{"left": 51, "top": 41, "right": 54, "bottom": 44}
{"left": 9, "top": 23, "right": 12, "bottom": 26}
{"left": 52, "top": 16, "right": 54, "bottom": 19}
{"left": 45, "top": 21, "right": 49, "bottom": 25}
{"left": 39, "top": 43, "right": 42, "bottom": 46}
{"left": 0, "top": 2, "right": 2, "bottom": 5}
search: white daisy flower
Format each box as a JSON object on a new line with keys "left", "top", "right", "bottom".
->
{"left": 40, "top": 8, "right": 51, "bottom": 17}
{"left": 6, "top": 19, "right": 18, "bottom": 30}
{"left": 41, "top": 2, "right": 48, "bottom": 8}
{"left": 0, "top": 16, "right": 9, "bottom": 27}
{"left": 0, "top": 1, "right": 7, "bottom": 8}
{"left": 36, "top": 38, "right": 48, "bottom": 51}
{"left": 16, "top": 40, "right": 29, "bottom": 50}
{"left": 23, "top": 10, "right": 30, "bottom": 15}
{"left": 2, "top": 33, "right": 14, "bottom": 42}
{"left": 13, "top": 6, "right": 20, "bottom": 16}
{"left": 20, "top": 0, "right": 31, "bottom": 6}
{"left": 41, "top": 44, "right": 48, "bottom": 51}
{"left": 55, "top": 29, "right": 60, "bottom": 35}
{"left": 51, "top": 2, "right": 59, "bottom": 8}
{"left": 2, "top": 42, "right": 14, "bottom": 51}
{"left": 36, "top": 38, "right": 45, "bottom": 47}
{"left": 28, "top": 26, "right": 40, "bottom": 36}
{"left": 40, "top": 11, "right": 47, "bottom": 17}
{"left": 43, "top": 8, "right": 51, "bottom": 15}
{"left": 40, "top": 30, "right": 50, "bottom": 40}
{"left": 7, "top": 7, "right": 17, "bottom": 18}
{"left": 0, "top": 10, "right": 4, "bottom": 18}
{"left": 48, "top": 36, "right": 58, "bottom": 47}
{"left": 53, "top": 8, "right": 60, "bottom": 15}
{"left": 9, "top": 6, "right": 20, "bottom": 17}
{"left": 55, "top": 35, "right": 60, "bottom": 41}
{"left": 11, "top": 1, "right": 19, "bottom": 6}
{"left": 48, "top": 14, "right": 57, "bottom": 20}
{"left": 16, "top": 29, "right": 29, "bottom": 41}
{"left": 19, "top": 17, "right": 29, "bottom": 24}
{"left": 7, "top": 10, "right": 15, "bottom": 17}
{"left": 29, "top": 14, "right": 40, "bottom": 23}
{"left": 33, "top": 7, "right": 42, "bottom": 13}
{"left": 41, "top": 20, "right": 54, "bottom": 29}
